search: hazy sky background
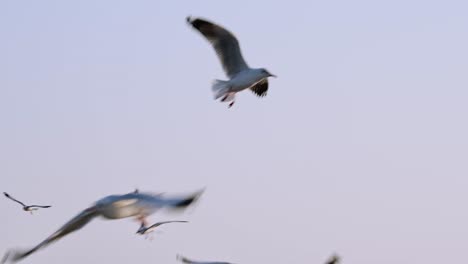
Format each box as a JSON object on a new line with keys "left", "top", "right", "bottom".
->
{"left": 1, "top": 0, "right": 468, "bottom": 263}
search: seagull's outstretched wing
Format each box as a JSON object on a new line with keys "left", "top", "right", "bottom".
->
{"left": 156, "top": 189, "right": 204, "bottom": 209}
{"left": 3, "top": 192, "right": 26, "bottom": 207}
{"left": 176, "top": 254, "right": 233, "bottom": 264}
{"left": 138, "top": 220, "right": 188, "bottom": 234}
{"left": 28, "top": 205, "right": 51, "bottom": 209}
{"left": 148, "top": 220, "right": 188, "bottom": 229}
{"left": 187, "top": 17, "right": 249, "bottom": 78}
{"left": 2, "top": 206, "right": 99, "bottom": 263}
{"left": 250, "top": 79, "right": 269, "bottom": 97}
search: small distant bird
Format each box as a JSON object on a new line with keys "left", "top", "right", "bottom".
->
{"left": 325, "top": 254, "right": 340, "bottom": 264}
{"left": 3, "top": 192, "right": 51, "bottom": 214}
{"left": 187, "top": 16, "right": 276, "bottom": 108}
{"left": 136, "top": 220, "right": 188, "bottom": 235}
{"left": 2, "top": 190, "right": 204, "bottom": 263}
{"left": 177, "top": 254, "right": 234, "bottom": 264}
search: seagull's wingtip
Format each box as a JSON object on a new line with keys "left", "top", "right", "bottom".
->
{"left": 1, "top": 251, "right": 10, "bottom": 264}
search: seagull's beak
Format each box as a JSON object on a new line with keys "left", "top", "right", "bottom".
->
{"left": 269, "top": 73, "right": 277, "bottom": 78}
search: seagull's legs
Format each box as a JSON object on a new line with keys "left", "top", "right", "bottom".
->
{"left": 221, "top": 92, "right": 236, "bottom": 108}
{"left": 136, "top": 215, "right": 148, "bottom": 227}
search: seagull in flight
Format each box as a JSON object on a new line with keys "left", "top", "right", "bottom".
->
{"left": 1, "top": 190, "right": 204, "bottom": 263}
{"left": 325, "top": 254, "right": 340, "bottom": 264}
{"left": 3, "top": 192, "right": 51, "bottom": 214}
{"left": 177, "top": 254, "right": 235, "bottom": 264}
{"left": 187, "top": 16, "right": 276, "bottom": 108}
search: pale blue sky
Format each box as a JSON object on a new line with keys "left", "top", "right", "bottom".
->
{"left": 1, "top": 0, "right": 468, "bottom": 263}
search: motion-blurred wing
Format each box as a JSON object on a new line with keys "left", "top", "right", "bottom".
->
{"left": 2, "top": 206, "right": 99, "bottom": 263}
{"left": 3, "top": 192, "right": 26, "bottom": 207}
{"left": 157, "top": 190, "right": 204, "bottom": 209}
{"left": 148, "top": 220, "right": 188, "bottom": 229}
{"left": 29, "top": 205, "right": 51, "bottom": 209}
{"left": 187, "top": 17, "right": 249, "bottom": 78}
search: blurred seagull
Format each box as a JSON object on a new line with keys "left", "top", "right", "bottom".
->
{"left": 2, "top": 190, "right": 204, "bottom": 263}
{"left": 177, "top": 254, "right": 234, "bottom": 264}
{"left": 136, "top": 220, "right": 188, "bottom": 235}
{"left": 187, "top": 16, "right": 276, "bottom": 108}
{"left": 325, "top": 254, "right": 340, "bottom": 264}
{"left": 3, "top": 192, "right": 51, "bottom": 214}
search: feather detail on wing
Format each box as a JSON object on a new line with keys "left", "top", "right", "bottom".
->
{"left": 250, "top": 79, "right": 268, "bottom": 97}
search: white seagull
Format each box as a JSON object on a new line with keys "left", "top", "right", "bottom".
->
{"left": 1, "top": 190, "right": 204, "bottom": 263}
{"left": 187, "top": 16, "right": 276, "bottom": 108}
{"left": 3, "top": 192, "right": 51, "bottom": 214}
{"left": 177, "top": 254, "right": 235, "bottom": 264}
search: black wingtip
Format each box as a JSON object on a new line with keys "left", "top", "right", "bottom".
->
{"left": 186, "top": 16, "right": 198, "bottom": 27}
{"left": 3, "top": 192, "right": 9, "bottom": 197}
{"left": 185, "top": 16, "right": 214, "bottom": 30}
{"left": 174, "top": 188, "right": 205, "bottom": 208}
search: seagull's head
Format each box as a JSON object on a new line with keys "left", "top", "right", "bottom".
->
{"left": 259, "top": 68, "right": 276, "bottom": 78}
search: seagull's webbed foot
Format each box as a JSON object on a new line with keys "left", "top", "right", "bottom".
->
{"left": 228, "top": 101, "right": 235, "bottom": 108}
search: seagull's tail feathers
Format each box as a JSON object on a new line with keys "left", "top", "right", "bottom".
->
{"left": 1, "top": 206, "right": 99, "bottom": 263}
{"left": 212, "top": 80, "right": 230, "bottom": 100}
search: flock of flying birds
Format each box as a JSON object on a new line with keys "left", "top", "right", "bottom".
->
{"left": 2, "top": 17, "right": 340, "bottom": 264}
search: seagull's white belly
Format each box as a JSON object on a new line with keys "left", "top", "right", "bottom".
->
{"left": 229, "top": 71, "right": 264, "bottom": 92}
{"left": 98, "top": 198, "right": 155, "bottom": 219}
{"left": 100, "top": 205, "right": 141, "bottom": 219}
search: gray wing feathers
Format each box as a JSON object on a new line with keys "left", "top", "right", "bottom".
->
{"left": 3, "top": 207, "right": 99, "bottom": 263}
{"left": 3, "top": 193, "right": 26, "bottom": 207}
{"left": 187, "top": 17, "right": 248, "bottom": 78}
{"left": 29, "top": 205, "right": 51, "bottom": 208}
{"left": 149, "top": 220, "right": 188, "bottom": 228}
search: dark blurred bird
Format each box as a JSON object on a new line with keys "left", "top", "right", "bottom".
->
{"left": 325, "top": 254, "right": 340, "bottom": 264}
{"left": 2, "top": 189, "right": 204, "bottom": 263}
{"left": 3, "top": 192, "right": 51, "bottom": 214}
{"left": 177, "top": 254, "right": 234, "bottom": 264}
{"left": 187, "top": 16, "right": 276, "bottom": 108}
